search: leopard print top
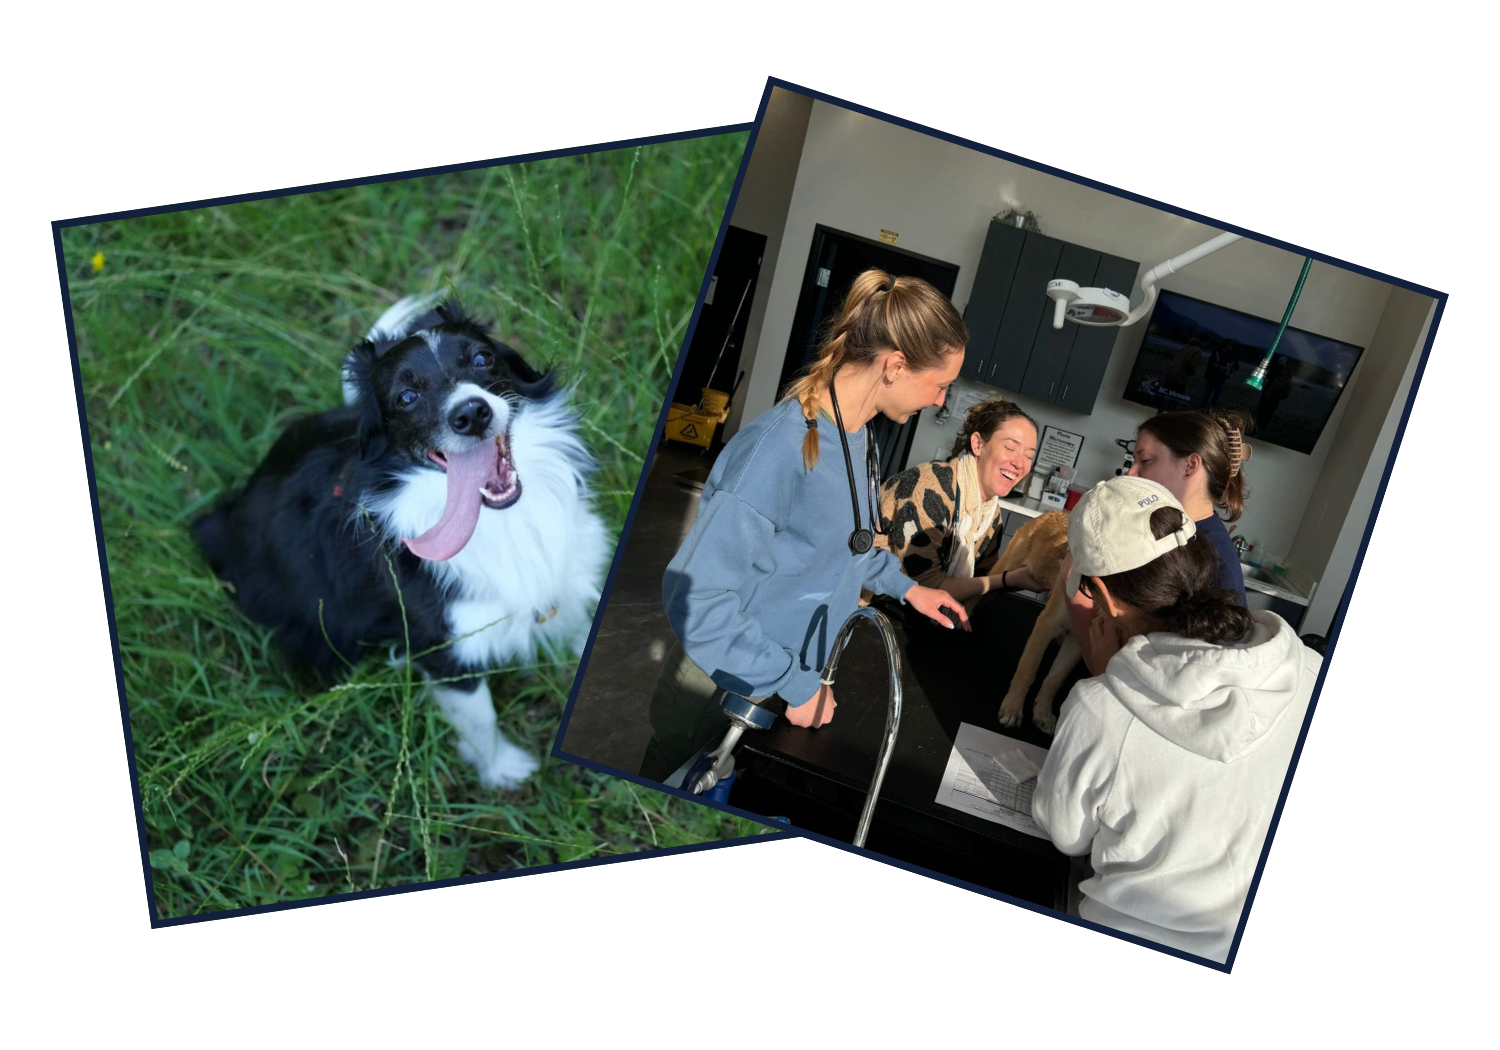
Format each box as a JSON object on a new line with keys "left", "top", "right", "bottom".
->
{"left": 876, "top": 456, "right": 1004, "bottom": 589}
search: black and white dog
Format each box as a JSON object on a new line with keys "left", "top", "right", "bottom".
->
{"left": 193, "top": 294, "right": 610, "bottom": 787}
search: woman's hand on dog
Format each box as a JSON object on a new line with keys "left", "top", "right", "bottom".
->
{"left": 997, "top": 565, "right": 1049, "bottom": 592}
{"left": 907, "top": 583, "right": 972, "bottom": 632}
{"left": 786, "top": 683, "right": 837, "bottom": 728}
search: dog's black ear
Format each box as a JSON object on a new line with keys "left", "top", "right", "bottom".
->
{"left": 392, "top": 296, "right": 451, "bottom": 337}
{"left": 342, "top": 339, "right": 378, "bottom": 407}
{"left": 494, "top": 339, "right": 555, "bottom": 399}
{"left": 514, "top": 373, "right": 556, "bottom": 399}
{"left": 343, "top": 339, "right": 389, "bottom": 459}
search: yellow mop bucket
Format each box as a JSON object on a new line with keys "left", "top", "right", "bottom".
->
{"left": 665, "top": 273, "right": 752, "bottom": 451}
{"left": 665, "top": 387, "right": 732, "bottom": 449}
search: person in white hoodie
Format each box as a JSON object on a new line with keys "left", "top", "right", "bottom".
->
{"left": 1032, "top": 476, "right": 1318, "bottom": 964}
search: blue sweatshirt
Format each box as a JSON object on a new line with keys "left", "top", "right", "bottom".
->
{"left": 663, "top": 397, "right": 915, "bottom": 707}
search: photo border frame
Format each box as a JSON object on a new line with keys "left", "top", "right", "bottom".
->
{"left": 548, "top": 75, "right": 1449, "bottom": 973}
{"left": 52, "top": 120, "right": 799, "bottom": 931}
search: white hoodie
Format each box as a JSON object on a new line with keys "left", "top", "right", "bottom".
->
{"left": 1033, "top": 611, "right": 1319, "bottom": 963}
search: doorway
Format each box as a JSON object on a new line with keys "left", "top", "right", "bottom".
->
{"left": 666, "top": 225, "right": 767, "bottom": 459}
{"left": 664, "top": 226, "right": 767, "bottom": 491}
{"left": 779, "top": 225, "right": 961, "bottom": 479}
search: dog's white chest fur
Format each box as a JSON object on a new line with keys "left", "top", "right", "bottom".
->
{"left": 368, "top": 394, "right": 609, "bottom": 668}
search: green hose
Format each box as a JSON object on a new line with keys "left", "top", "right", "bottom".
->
{"left": 1246, "top": 256, "right": 1312, "bottom": 390}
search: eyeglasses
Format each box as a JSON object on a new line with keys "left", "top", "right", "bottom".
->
{"left": 1076, "top": 574, "right": 1096, "bottom": 600}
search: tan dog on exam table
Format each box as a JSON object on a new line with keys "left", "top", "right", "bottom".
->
{"left": 993, "top": 511, "right": 1079, "bottom": 735}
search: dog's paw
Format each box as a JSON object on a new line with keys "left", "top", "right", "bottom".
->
{"left": 1033, "top": 704, "right": 1057, "bottom": 736}
{"left": 456, "top": 735, "right": 539, "bottom": 790}
{"left": 998, "top": 692, "right": 1026, "bottom": 728}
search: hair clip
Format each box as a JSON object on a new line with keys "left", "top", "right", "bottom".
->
{"left": 1227, "top": 427, "right": 1243, "bottom": 477}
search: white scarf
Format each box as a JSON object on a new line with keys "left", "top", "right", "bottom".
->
{"left": 947, "top": 452, "right": 1001, "bottom": 579}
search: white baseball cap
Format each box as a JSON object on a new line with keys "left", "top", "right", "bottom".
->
{"left": 1065, "top": 477, "right": 1197, "bottom": 597}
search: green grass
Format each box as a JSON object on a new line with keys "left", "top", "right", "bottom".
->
{"left": 60, "top": 132, "right": 770, "bottom": 920}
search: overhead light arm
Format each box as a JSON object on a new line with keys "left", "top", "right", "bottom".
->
{"left": 1046, "top": 232, "right": 1244, "bottom": 329}
{"left": 1127, "top": 232, "right": 1244, "bottom": 325}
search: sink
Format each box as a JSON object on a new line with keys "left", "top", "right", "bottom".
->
{"left": 1240, "top": 561, "right": 1315, "bottom": 607}
{"left": 1242, "top": 563, "right": 1304, "bottom": 597}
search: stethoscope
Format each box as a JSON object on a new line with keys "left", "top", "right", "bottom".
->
{"left": 827, "top": 380, "right": 883, "bottom": 556}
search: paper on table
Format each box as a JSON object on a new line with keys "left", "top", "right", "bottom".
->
{"left": 934, "top": 722, "right": 1051, "bottom": 839}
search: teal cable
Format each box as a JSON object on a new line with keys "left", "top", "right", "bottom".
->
{"left": 1246, "top": 256, "right": 1313, "bottom": 390}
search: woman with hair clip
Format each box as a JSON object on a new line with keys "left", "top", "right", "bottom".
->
{"left": 1033, "top": 476, "right": 1319, "bottom": 963}
{"left": 1061, "top": 409, "right": 1252, "bottom": 673}
{"left": 1129, "top": 409, "right": 1254, "bottom": 601}
{"left": 639, "top": 270, "right": 973, "bottom": 782}
{"left": 876, "top": 397, "right": 1048, "bottom": 610}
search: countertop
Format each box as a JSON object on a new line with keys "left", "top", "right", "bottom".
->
{"left": 994, "top": 493, "right": 1053, "bottom": 519}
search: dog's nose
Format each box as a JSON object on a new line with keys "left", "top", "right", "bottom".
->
{"left": 448, "top": 398, "right": 492, "bottom": 436}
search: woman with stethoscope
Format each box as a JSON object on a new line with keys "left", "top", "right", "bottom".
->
{"left": 639, "top": 269, "right": 973, "bottom": 782}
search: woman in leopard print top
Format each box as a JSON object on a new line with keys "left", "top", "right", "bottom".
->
{"left": 877, "top": 398, "right": 1047, "bottom": 609}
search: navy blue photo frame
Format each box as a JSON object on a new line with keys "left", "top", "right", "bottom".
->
{"left": 53, "top": 121, "right": 798, "bottom": 930}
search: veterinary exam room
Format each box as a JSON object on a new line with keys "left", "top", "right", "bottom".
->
{"left": 557, "top": 86, "right": 1436, "bottom": 964}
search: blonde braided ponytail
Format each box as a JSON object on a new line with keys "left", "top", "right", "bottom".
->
{"left": 781, "top": 268, "right": 967, "bottom": 471}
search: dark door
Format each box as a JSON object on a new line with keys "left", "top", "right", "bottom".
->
{"left": 672, "top": 225, "right": 766, "bottom": 455}
{"left": 779, "top": 225, "right": 961, "bottom": 479}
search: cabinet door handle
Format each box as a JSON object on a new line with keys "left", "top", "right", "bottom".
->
{"left": 1048, "top": 381, "right": 1055, "bottom": 398}
{"left": 1062, "top": 385, "right": 1069, "bottom": 401}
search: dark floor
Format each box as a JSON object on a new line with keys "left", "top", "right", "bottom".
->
{"left": 561, "top": 440, "right": 711, "bottom": 772}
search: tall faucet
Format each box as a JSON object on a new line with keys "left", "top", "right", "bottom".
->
{"left": 821, "top": 605, "right": 904, "bottom": 849}
{"left": 681, "top": 605, "right": 905, "bottom": 850}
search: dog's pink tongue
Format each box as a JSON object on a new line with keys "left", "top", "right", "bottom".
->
{"left": 404, "top": 444, "right": 496, "bottom": 562}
